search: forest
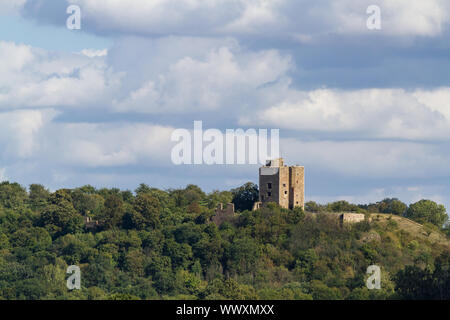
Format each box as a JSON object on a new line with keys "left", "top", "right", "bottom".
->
{"left": 0, "top": 181, "right": 448, "bottom": 300}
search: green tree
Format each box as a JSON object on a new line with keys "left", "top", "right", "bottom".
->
{"left": 327, "top": 200, "right": 359, "bottom": 213}
{"left": 206, "top": 190, "right": 233, "bottom": 209}
{"left": 231, "top": 182, "right": 259, "bottom": 212}
{"left": 378, "top": 198, "right": 407, "bottom": 215}
{"left": 225, "top": 238, "right": 261, "bottom": 275}
{"left": 71, "top": 190, "right": 104, "bottom": 217}
{"left": 102, "top": 195, "right": 125, "bottom": 228}
{"left": 133, "top": 194, "right": 161, "bottom": 229}
{"left": 0, "top": 182, "right": 27, "bottom": 210}
{"left": 38, "top": 191, "right": 83, "bottom": 237}
{"left": 394, "top": 266, "right": 434, "bottom": 299}
{"left": 305, "top": 201, "right": 322, "bottom": 213}
{"left": 135, "top": 183, "right": 152, "bottom": 195}
{"left": 28, "top": 184, "right": 50, "bottom": 211}
{"left": 433, "top": 251, "right": 450, "bottom": 299}
{"left": 405, "top": 200, "right": 448, "bottom": 228}
{"left": 309, "top": 280, "right": 343, "bottom": 300}
{"left": 203, "top": 278, "right": 258, "bottom": 300}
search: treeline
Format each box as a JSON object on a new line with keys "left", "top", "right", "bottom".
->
{"left": 0, "top": 181, "right": 448, "bottom": 300}
{"left": 306, "top": 197, "right": 449, "bottom": 233}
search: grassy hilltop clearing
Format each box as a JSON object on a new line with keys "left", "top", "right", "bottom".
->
{"left": 0, "top": 181, "right": 448, "bottom": 300}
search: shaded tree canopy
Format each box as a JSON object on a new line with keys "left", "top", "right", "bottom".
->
{"left": 231, "top": 182, "right": 259, "bottom": 212}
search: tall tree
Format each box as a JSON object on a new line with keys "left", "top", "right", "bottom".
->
{"left": 231, "top": 182, "right": 259, "bottom": 212}
{"left": 102, "top": 194, "right": 125, "bottom": 228}
{"left": 405, "top": 200, "right": 448, "bottom": 228}
{"left": 28, "top": 184, "right": 50, "bottom": 211}
{"left": 38, "top": 190, "right": 83, "bottom": 237}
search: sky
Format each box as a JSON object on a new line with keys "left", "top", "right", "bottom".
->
{"left": 1, "top": 0, "right": 450, "bottom": 209}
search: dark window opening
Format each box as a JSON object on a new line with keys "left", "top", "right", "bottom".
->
{"left": 268, "top": 192, "right": 272, "bottom": 197}
{"left": 267, "top": 183, "right": 272, "bottom": 189}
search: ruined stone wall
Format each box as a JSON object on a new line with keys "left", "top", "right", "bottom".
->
{"left": 212, "top": 203, "right": 235, "bottom": 225}
{"left": 278, "top": 166, "right": 290, "bottom": 209}
{"left": 340, "top": 213, "right": 365, "bottom": 224}
{"left": 289, "top": 166, "right": 304, "bottom": 210}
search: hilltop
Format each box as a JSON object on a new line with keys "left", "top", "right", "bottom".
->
{"left": 0, "top": 181, "right": 448, "bottom": 300}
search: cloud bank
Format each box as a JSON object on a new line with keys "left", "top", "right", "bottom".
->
{"left": 1, "top": 1, "right": 450, "bottom": 208}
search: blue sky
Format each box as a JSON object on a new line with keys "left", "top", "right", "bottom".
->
{"left": 1, "top": 0, "right": 450, "bottom": 209}
{"left": 0, "top": 14, "right": 111, "bottom": 51}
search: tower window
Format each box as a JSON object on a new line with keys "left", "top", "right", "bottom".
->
{"left": 284, "top": 191, "right": 288, "bottom": 195}
{"left": 283, "top": 183, "right": 286, "bottom": 187}
{"left": 268, "top": 192, "right": 272, "bottom": 197}
{"left": 267, "top": 183, "right": 272, "bottom": 189}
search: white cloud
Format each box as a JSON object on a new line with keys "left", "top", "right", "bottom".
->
{"left": 330, "top": 0, "right": 450, "bottom": 36}
{"left": 0, "top": 41, "right": 121, "bottom": 109}
{"left": 67, "top": 0, "right": 249, "bottom": 35}
{"left": 0, "top": 41, "right": 34, "bottom": 73}
{"left": 80, "top": 48, "right": 108, "bottom": 58}
{"left": 113, "top": 45, "right": 292, "bottom": 113}
{"left": 49, "top": 123, "right": 174, "bottom": 167}
{"left": 0, "top": 0, "right": 26, "bottom": 15}
{"left": 21, "top": 0, "right": 450, "bottom": 38}
{"left": 1, "top": 2, "right": 449, "bottom": 205}
{"left": 2, "top": 39, "right": 450, "bottom": 185}
{"left": 413, "top": 87, "right": 450, "bottom": 120}
{"left": 219, "top": 0, "right": 283, "bottom": 34}
{"left": 0, "top": 109, "right": 177, "bottom": 190}
{"left": 242, "top": 87, "right": 450, "bottom": 140}
{"left": 281, "top": 138, "right": 450, "bottom": 179}
{"left": 0, "top": 109, "right": 57, "bottom": 158}
{"left": 380, "top": 0, "right": 449, "bottom": 36}
{"left": 0, "top": 39, "right": 292, "bottom": 114}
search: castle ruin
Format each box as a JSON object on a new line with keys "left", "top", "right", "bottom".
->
{"left": 212, "top": 203, "right": 236, "bottom": 226}
{"left": 254, "top": 158, "right": 305, "bottom": 210}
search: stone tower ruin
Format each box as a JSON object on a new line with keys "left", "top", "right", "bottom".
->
{"left": 256, "top": 158, "right": 305, "bottom": 210}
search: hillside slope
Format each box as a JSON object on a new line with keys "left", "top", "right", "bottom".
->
{"left": 369, "top": 213, "right": 450, "bottom": 247}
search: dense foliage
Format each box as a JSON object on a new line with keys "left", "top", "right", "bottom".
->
{"left": 0, "top": 181, "right": 448, "bottom": 300}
